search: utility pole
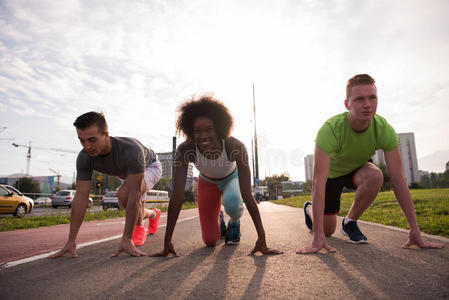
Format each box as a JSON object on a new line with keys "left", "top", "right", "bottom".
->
{"left": 12, "top": 141, "right": 32, "bottom": 175}
{"left": 252, "top": 83, "right": 259, "bottom": 183}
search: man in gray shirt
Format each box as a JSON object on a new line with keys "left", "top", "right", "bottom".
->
{"left": 50, "top": 112, "right": 162, "bottom": 258}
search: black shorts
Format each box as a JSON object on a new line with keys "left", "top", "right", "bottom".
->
{"left": 324, "top": 170, "right": 357, "bottom": 215}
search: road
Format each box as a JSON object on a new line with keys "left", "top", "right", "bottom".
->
{"left": 1, "top": 202, "right": 448, "bottom": 299}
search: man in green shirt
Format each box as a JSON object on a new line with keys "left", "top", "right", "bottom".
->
{"left": 297, "top": 74, "right": 444, "bottom": 253}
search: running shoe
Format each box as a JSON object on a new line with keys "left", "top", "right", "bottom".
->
{"left": 341, "top": 219, "right": 368, "bottom": 244}
{"left": 148, "top": 208, "right": 161, "bottom": 235}
{"left": 303, "top": 201, "right": 313, "bottom": 231}
{"left": 225, "top": 220, "right": 241, "bottom": 245}
{"left": 132, "top": 225, "right": 147, "bottom": 246}
{"left": 219, "top": 210, "right": 226, "bottom": 238}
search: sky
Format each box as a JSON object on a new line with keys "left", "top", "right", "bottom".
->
{"left": 1, "top": 0, "right": 449, "bottom": 183}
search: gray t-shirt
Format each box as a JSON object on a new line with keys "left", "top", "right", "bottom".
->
{"left": 76, "top": 137, "right": 156, "bottom": 180}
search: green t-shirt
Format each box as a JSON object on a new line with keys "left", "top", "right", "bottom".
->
{"left": 316, "top": 112, "right": 398, "bottom": 178}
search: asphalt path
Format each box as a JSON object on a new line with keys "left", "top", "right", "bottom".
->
{"left": 1, "top": 202, "right": 448, "bottom": 299}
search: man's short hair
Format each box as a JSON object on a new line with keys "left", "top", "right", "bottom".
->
{"left": 346, "top": 74, "right": 376, "bottom": 100}
{"left": 73, "top": 112, "right": 107, "bottom": 133}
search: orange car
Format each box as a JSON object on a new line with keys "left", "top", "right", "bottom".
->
{"left": 0, "top": 184, "right": 30, "bottom": 218}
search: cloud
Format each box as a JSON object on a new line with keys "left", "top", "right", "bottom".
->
{"left": 0, "top": 0, "right": 448, "bottom": 180}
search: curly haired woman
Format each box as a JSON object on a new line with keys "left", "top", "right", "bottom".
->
{"left": 152, "top": 95, "right": 282, "bottom": 256}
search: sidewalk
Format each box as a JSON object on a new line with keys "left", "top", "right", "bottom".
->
{"left": 1, "top": 202, "right": 448, "bottom": 299}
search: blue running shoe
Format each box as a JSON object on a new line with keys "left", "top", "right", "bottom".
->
{"left": 219, "top": 210, "right": 226, "bottom": 238}
{"left": 303, "top": 201, "right": 313, "bottom": 231}
{"left": 225, "top": 220, "right": 241, "bottom": 245}
{"left": 341, "top": 219, "right": 368, "bottom": 244}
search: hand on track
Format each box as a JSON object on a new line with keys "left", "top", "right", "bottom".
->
{"left": 48, "top": 241, "right": 78, "bottom": 258}
{"left": 111, "top": 238, "right": 146, "bottom": 257}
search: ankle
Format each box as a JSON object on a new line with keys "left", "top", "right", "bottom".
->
{"left": 344, "top": 216, "right": 355, "bottom": 225}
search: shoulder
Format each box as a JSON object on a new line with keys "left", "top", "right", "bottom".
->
{"left": 225, "top": 136, "right": 245, "bottom": 151}
{"left": 77, "top": 149, "right": 90, "bottom": 161}
{"left": 317, "top": 113, "right": 347, "bottom": 138}
{"left": 372, "top": 114, "right": 389, "bottom": 126}
{"left": 113, "top": 136, "right": 140, "bottom": 147}
{"left": 323, "top": 112, "right": 347, "bottom": 130}
{"left": 225, "top": 136, "right": 246, "bottom": 161}
{"left": 373, "top": 114, "right": 395, "bottom": 131}
{"left": 76, "top": 149, "right": 92, "bottom": 169}
{"left": 176, "top": 140, "right": 196, "bottom": 163}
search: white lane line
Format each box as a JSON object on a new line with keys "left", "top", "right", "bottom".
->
{"left": 0, "top": 215, "right": 198, "bottom": 269}
{"left": 94, "top": 214, "right": 169, "bottom": 226}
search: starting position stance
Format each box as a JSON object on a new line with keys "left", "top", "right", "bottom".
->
{"left": 152, "top": 96, "right": 282, "bottom": 256}
{"left": 297, "top": 74, "right": 444, "bottom": 254}
{"left": 50, "top": 112, "right": 162, "bottom": 258}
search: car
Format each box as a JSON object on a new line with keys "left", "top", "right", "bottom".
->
{"left": 51, "top": 190, "right": 93, "bottom": 208}
{"left": 0, "top": 184, "right": 31, "bottom": 217}
{"left": 4, "top": 185, "right": 34, "bottom": 212}
{"left": 101, "top": 191, "right": 121, "bottom": 210}
{"left": 34, "top": 197, "right": 52, "bottom": 206}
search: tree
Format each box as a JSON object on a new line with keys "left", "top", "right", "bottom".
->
{"left": 14, "top": 177, "right": 40, "bottom": 194}
{"left": 437, "top": 169, "right": 449, "bottom": 188}
{"left": 302, "top": 180, "right": 312, "bottom": 194}
{"left": 153, "top": 177, "right": 172, "bottom": 194}
{"left": 420, "top": 174, "right": 432, "bottom": 188}
{"left": 259, "top": 173, "right": 289, "bottom": 200}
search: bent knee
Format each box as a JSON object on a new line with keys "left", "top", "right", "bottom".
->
{"left": 223, "top": 202, "right": 243, "bottom": 218}
{"left": 324, "top": 230, "right": 335, "bottom": 237}
{"left": 358, "top": 167, "right": 383, "bottom": 188}
{"left": 116, "top": 188, "right": 127, "bottom": 200}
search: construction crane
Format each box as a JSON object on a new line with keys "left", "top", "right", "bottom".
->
{"left": 12, "top": 141, "right": 78, "bottom": 176}
{"left": 12, "top": 141, "right": 32, "bottom": 175}
{"left": 49, "top": 168, "right": 62, "bottom": 191}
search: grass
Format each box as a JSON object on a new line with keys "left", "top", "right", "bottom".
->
{"left": 0, "top": 202, "right": 198, "bottom": 232}
{"left": 272, "top": 188, "right": 449, "bottom": 238}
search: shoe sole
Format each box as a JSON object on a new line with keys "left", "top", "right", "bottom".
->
{"left": 148, "top": 209, "right": 161, "bottom": 235}
{"left": 225, "top": 240, "right": 240, "bottom": 245}
{"left": 341, "top": 228, "right": 368, "bottom": 244}
{"left": 303, "top": 201, "right": 313, "bottom": 231}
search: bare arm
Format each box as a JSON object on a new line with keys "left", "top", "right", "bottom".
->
{"left": 111, "top": 172, "right": 147, "bottom": 257}
{"left": 151, "top": 142, "right": 190, "bottom": 257}
{"left": 385, "top": 147, "right": 444, "bottom": 249}
{"left": 122, "top": 173, "right": 145, "bottom": 240}
{"left": 231, "top": 138, "right": 282, "bottom": 255}
{"left": 48, "top": 180, "right": 91, "bottom": 258}
{"left": 297, "top": 144, "right": 335, "bottom": 254}
{"left": 385, "top": 147, "right": 419, "bottom": 231}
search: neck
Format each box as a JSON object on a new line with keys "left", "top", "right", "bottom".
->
{"left": 348, "top": 113, "right": 370, "bottom": 133}
{"left": 100, "top": 137, "right": 112, "bottom": 155}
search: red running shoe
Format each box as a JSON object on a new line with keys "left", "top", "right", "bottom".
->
{"left": 148, "top": 208, "right": 161, "bottom": 235}
{"left": 132, "top": 225, "right": 147, "bottom": 246}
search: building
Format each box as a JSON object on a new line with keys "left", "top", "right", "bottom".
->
{"left": 0, "top": 174, "right": 58, "bottom": 194}
{"left": 157, "top": 152, "right": 194, "bottom": 191}
{"left": 372, "top": 132, "right": 420, "bottom": 185}
{"left": 397, "top": 132, "right": 420, "bottom": 184}
{"left": 304, "top": 154, "right": 314, "bottom": 181}
{"left": 372, "top": 149, "right": 386, "bottom": 166}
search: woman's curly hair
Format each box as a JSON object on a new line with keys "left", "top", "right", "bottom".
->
{"left": 176, "top": 95, "right": 234, "bottom": 140}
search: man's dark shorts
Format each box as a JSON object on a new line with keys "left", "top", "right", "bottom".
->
{"left": 324, "top": 170, "right": 357, "bottom": 215}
